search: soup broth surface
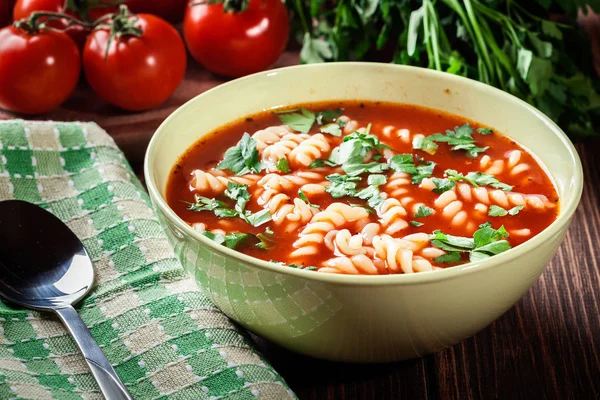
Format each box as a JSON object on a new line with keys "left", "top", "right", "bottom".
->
{"left": 167, "top": 101, "right": 559, "bottom": 275}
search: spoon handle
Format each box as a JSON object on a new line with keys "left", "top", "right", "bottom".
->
{"left": 55, "top": 306, "right": 133, "bottom": 400}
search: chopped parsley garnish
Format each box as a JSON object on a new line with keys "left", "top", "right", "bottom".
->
{"left": 325, "top": 174, "right": 361, "bottom": 198}
{"left": 298, "top": 189, "right": 320, "bottom": 208}
{"left": 433, "top": 252, "right": 462, "bottom": 264}
{"left": 429, "top": 222, "right": 511, "bottom": 263}
{"left": 477, "top": 127, "right": 493, "bottom": 135}
{"left": 271, "top": 261, "right": 318, "bottom": 271}
{"left": 201, "top": 231, "right": 252, "bottom": 250}
{"left": 244, "top": 209, "right": 272, "bottom": 227}
{"left": 414, "top": 123, "right": 489, "bottom": 157}
{"left": 321, "top": 123, "right": 342, "bottom": 137}
{"left": 256, "top": 227, "right": 276, "bottom": 250}
{"left": 488, "top": 204, "right": 525, "bottom": 217}
{"left": 315, "top": 108, "right": 343, "bottom": 125}
{"left": 185, "top": 195, "right": 226, "bottom": 212}
{"left": 276, "top": 108, "right": 343, "bottom": 134}
{"left": 216, "top": 133, "right": 264, "bottom": 175}
{"left": 309, "top": 159, "right": 337, "bottom": 169}
{"left": 188, "top": 182, "right": 271, "bottom": 227}
{"left": 276, "top": 108, "right": 315, "bottom": 134}
{"left": 414, "top": 205, "right": 434, "bottom": 218}
{"left": 356, "top": 174, "right": 387, "bottom": 209}
{"left": 328, "top": 126, "right": 391, "bottom": 176}
{"left": 412, "top": 135, "right": 438, "bottom": 155}
{"left": 389, "top": 154, "right": 436, "bottom": 184}
{"left": 508, "top": 205, "right": 525, "bottom": 215}
{"left": 276, "top": 158, "right": 290, "bottom": 173}
{"left": 446, "top": 169, "right": 513, "bottom": 191}
{"left": 431, "top": 178, "right": 456, "bottom": 194}
{"left": 410, "top": 220, "right": 424, "bottom": 227}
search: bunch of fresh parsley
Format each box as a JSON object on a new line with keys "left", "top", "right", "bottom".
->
{"left": 288, "top": 0, "right": 600, "bottom": 139}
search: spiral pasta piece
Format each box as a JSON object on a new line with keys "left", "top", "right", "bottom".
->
{"left": 189, "top": 170, "right": 260, "bottom": 195}
{"left": 252, "top": 125, "right": 294, "bottom": 150}
{"left": 262, "top": 133, "right": 310, "bottom": 164}
{"left": 291, "top": 203, "right": 370, "bottom": 257}
{"left": 372, "top": 233, "right": 433, "bottom": 274}
{"left": 288, "top": 133, "right": 331, "bottom": 168}
{"left": 480, "top": 151, "right": 531, "bottom": 177}
{"left": 377, "top": 198, "right": 409, "bottom": 234}
{"left": 258, "top": 171, "right": 325, "bottom": 192}
{"left": 320, "top": 254, "right": 383, "bottom": 275}
{"left": 324, "top": 229, "right": 367, "bottom": 256}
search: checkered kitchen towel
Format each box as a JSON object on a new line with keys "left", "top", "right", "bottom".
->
{"left": 0, "top": 120, "right": 296, "bottom": 400}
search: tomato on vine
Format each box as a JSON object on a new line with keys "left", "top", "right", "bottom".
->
{"left": 0, "top": 17, "right": 81, "bottom": 114}
{"left": 83, "top": 6, "right": 187, "bottom": 111}
{"left": 183, "top": 0, "right": 290, "bottom": 78}
{"left": 13, "top": 0, "right": 116, "bottom": 47}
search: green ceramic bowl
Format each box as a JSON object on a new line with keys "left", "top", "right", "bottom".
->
{"left": 144, "top": 63, "right": 583, "bottom": 362}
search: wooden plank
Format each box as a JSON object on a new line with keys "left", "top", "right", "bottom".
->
{"left": 252, "top": 336, "right": 432, "bottom": 400}
{"left": 432, "top": 140, "right": 600, "bottom": 400}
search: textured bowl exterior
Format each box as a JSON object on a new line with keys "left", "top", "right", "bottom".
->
{"left": 145, "top": 63, "right": 583, "bottom": 362}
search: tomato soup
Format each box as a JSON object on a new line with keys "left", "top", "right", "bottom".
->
{"left": 166, "top": 101, "right": 559, "bottom": 275}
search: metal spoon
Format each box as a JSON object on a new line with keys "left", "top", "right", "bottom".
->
{"left": 0, "top": 200, "right": 133, "bottom": 400}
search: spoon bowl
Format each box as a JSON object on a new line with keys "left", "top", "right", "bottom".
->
{"left": 0, "top": 200, "right": 94, "bottom": 310}
{"left": 0, "top": 200, "right": 132, "bottom": 400}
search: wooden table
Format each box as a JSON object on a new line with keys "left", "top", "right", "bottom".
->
{"left": 1, "top": 53, "right": 599, "bottom": 400}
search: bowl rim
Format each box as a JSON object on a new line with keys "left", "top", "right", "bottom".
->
{"left": 144, "top": 62, "right": 583, "bottom": 286}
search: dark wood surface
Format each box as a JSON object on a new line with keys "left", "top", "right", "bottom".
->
{"left": 1, "top": 53, "right": 599, "bottom": 400}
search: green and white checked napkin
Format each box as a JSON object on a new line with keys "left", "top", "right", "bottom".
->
{"left": 0, "top": 120, "right": 296, "bottom": 400}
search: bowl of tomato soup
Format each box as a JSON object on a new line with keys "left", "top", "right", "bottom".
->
{"left": 144, "top": 63, "right": 583, "bottom": 362}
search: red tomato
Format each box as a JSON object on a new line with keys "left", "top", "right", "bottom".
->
{"left": 125, "top": 0, "right": 187, "bottom": 22}
{"left": 183, "top": 0, "right": 290, "bottom": 77}
{"left": 0, "top": 26, "right": 81, "bottom": 114}
{"left": 12, "top": 0, "right": 115, "bottom": 47}
{"left": 83, "top": 14, "right": 186, "bottom": 111}
{"left": 1, "top": 0, "right": 16, "bottom": 27}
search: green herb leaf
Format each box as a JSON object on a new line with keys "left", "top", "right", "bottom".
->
{"left": 423, "top": 124, "right": 489, "bottom": 157}
{"left": 325, "top": 174, "right": 361, "bottom": 198}
{"left": 224, "top": 233, "right": 251, "bottom": 249}
{"left": 432, "top": 178, "right": 456, "bottom": 194}
{"left": 243, "top": 209, "right": 272, "bottom": 227}
{"left": 256, "top": 227, "right": 276, "bottom": 250}
{"left": 315, "top": 109, "right": 343, "bottom": 125}
{"left": 185, "top": 195, "right": 226, "bottom": 212}
{"left": 216, "top": 133, "right": 263, "bottom": 175}
{"left": 298, "top": 189, "right": 319, "bottom": 208}
{"left": 410, "top": 220, "right": 424, "bottom": 227}
{"left": 277, "top": 108, "right": 316, "bottom": 134}
{"left": 389, "top": 154, "right": 435, "bottom": 183}
{"left": 389, "top": 154, "right": 417, "bottom": 175}
{"left": 488, "top": 205, "right": 508, "bottom": 217}
{"left": 224, "top": 182, "right": 250, "bottom": 214}
{"left": 276, "top": 158, "right": 290, "bottom": 173}
{"left": 309, "top": 158, "right": 337, "bottom": 169}
{"left": 321, "top": 123, "right": 342, "bottom": 137}
{"left": 430, "top": 230, "right": 476, "bottom": 252}
{"left": 470, "top": 241, "right": 512, "bottom": 262}
{"left": 414, "top": 205, "right": 434, "bottom": 218}
{"left": 446, "top": 170, "right": 513, "bottom": 192}
{"left": 201, "top": 230, "right": 225, "bottom": 245}
{"left": 476, "top": 127, "right": 493, "bottom": 135}
{"left": 413, "top": 135, "right": 438, "bottom": 155}
{"left": 433, "top": 252, "right": 462, "bottom": 264}
{"left": 508, "top": 204, "right": 525, "bottom": 216}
